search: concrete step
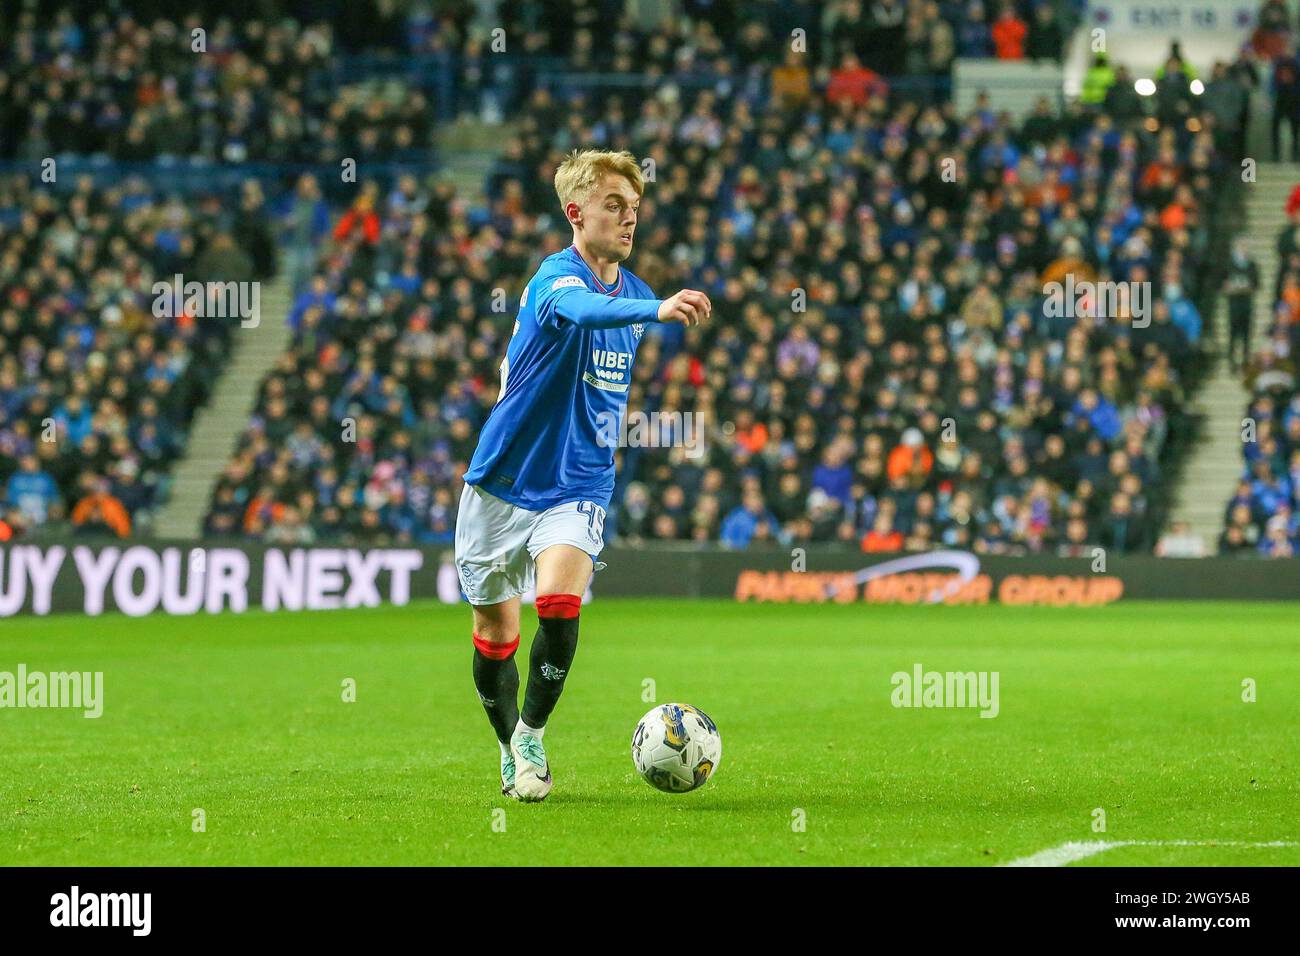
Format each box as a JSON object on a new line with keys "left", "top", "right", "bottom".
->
{"left": 433, "top": 119, "right": 504, "bottom": 204}
{"left": 1181, "top": 465, "right": 1245, "bottom": 480}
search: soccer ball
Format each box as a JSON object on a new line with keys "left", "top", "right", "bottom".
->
{"left": 631, "top": 703, "right": 721, "bottom": 793}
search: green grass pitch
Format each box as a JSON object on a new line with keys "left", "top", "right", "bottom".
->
{"left": 2, "top": 599, "right": 1297, "bottom": 866}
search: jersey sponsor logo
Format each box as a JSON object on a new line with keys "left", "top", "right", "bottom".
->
{"left": 550, "top": 275, "right": 586, "bottom": 292}
{"left": 582, "top": 371, "right": 629, "bottom": 392}
{"left": 590, "top": 349, "right": 631, "bottom": 388}
{"left": 591, "top": 348, "right": 630, "bottom": 370}
{"left": 632, "top": 323, "right": 645, "bottom": 339}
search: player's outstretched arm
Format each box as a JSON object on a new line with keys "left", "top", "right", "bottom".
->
{"left": 553, "top": 288, "right": 711, "bottom": 330}
{"left": 553, "top": 289, "right": 660, "bottom": 329}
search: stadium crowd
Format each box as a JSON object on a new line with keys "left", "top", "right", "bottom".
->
{"left": 0, "top": 2, "right": 437, "bottom": 165}
{"left": 0, "top": 172, "right": 272, "bottom": 540}
{"left": 3, "top": 1, "right": 1289, "bottom": 559}
{"left": 202, "top": 6, "right": 1235, "bottom": 558}
{"left": 1, "top": 0, "right": 1081, "bottom": 169}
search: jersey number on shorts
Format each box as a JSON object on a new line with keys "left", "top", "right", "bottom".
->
{"left": 576, "top": 500, "right": 605, "bottom": 544}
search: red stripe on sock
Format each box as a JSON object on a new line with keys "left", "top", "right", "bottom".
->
{"left": 536, "top": 593, "right": 582, "bottom": 619}
{"left": 473, "top": 632, "right": 519, "bottom": 660}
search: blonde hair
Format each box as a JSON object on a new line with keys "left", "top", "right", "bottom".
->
{"left": 554, "top": 149, "right": 644, "bottom": 210}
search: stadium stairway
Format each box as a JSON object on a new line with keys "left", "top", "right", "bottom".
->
{"left": 151, "top": 275, "right": 295, "bottom": 538}
{"left": 1168, "top": 162, "right": 1297, "bottom": 550}
{"left": 434, "top": 116, "right": 501, "bottom": 206}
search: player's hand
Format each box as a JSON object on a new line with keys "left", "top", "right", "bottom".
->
{"left": 657, "top": 289, "right": 711, "bottom": 327}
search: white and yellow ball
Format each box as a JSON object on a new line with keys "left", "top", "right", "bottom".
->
{"left": 631, "top": 703, "right": 721, "bottom": 793}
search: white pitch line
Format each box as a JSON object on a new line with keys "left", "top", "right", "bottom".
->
{"left": 1003, "top": 840, "right": 1299, "bottom": 867}
{"left": 1003, "top": 841, "right": 1129, "bottom": 867}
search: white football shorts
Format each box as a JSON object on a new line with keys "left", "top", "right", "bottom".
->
{"left": 454, "top": 483, "right": 607, "bottom": 605}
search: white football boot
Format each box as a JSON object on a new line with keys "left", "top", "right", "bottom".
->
{"left": 510, "top": 727, "right": 552, "bottom": 802}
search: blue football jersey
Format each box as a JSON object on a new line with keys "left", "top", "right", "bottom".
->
{"left": 463, "top": 245, "right": 661, "bottom": 510}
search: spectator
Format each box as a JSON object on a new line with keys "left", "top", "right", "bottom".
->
{"left": 861, "top": 511, "right": 904, "bottom": 552}
{"left": 1223, "top": 238, "right": 1260, "bottom": 371}
{"left": 1155, "top": 53, "right": 1195, "bottom": 127}
{"left": 957, "top": 0, "right": 994, "bottom": 58}
{"left": 1155, "top": 521, "right": 1206, "bottom": 557}
{"left": 1099, "top": 492, "right": 1148, "bottom": 553}
{"left": 278, "top": 174, "right": 331, "bottom": 296}
{"left": 770, "top": 48, "right": 813, "bottom": 112}
{"left": 811, "top": 444, "right": 854, "bottom": 509}
{"left": 1164, "top": 280, "right": 1203, "bottom": 346}
{"left": 4, "top": 455, "right": 59, "bottom": 527}
{"left": 71, "top": 487, "right": 132, "bottom": 538}
{"left": 1202, "top": 61, "right": 1248, "bottom": 157}
{"left": 1103, "top": 64, "right": 1144, "bottom": 123}
{"left": 234, "top": 181, "right": 277, "bottom": 281}
{"left": 1026, "top": 4, "right": 1065, "bottom": 62}
{"left": 887, "top": 428, "right": 934, "bottom": 484}
{"left": 825, "top": 52, "right": 888, "bottom": 108}
{"left": 333, "top": 189, "right": 382, "bottom": 245}
{"left": 195, "top": 232, "right": 255, "bottom": 284}
{"left": 1252, "top": 0, "right": 1293, "bottom": 61}
{"left": 1273, "top": 44, "right": 1300, "bottom": 162}
{"left": 991, "top": 3, "right": 1028, "bottom": 61}
{"left": 720, "top": 488, "right": 779, "bottom": 549}
{"left": 1258, "top": 513, "right": 1295, "bottom": 556}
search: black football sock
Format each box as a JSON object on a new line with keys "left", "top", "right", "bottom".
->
{"left": 472, "top": 633, "right": 520, "bottom": 746}
{"left": 520, "top": 594, "right": 582, "bottom": 729}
